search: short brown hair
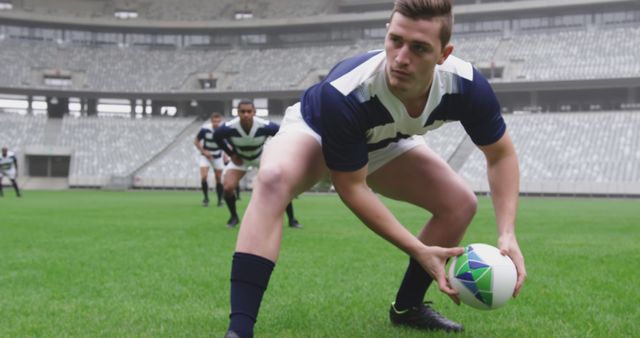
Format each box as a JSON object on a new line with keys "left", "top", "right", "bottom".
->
{"left": 236, "top": 99, "right": 255, "bottom": 110}
{"left": 391, "top": 0, "right": 453, "bottom": 47}
{"left": 210, "top": 112, "right": 222, "bottom": 119}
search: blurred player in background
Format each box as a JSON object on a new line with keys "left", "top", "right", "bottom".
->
{"left": 222, "top": 155, "right": 242, "bottom": 202}
{"left": 0, "top": 147, "right": 21, "bottom": 197}
{"left": 224, "top": 0, "right": 526, "bottom": 337}
{"left": 214, "top": 100, "right": 301, "bottom": 229}
{"left": 194, "top": 113, "right": 225, "bottom": 207}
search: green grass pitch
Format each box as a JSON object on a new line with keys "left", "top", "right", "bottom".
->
{"left": 1, "top": 190, "right": 638, "bottom": 337}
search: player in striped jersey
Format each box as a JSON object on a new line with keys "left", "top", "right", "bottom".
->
{"left": 214, "top": 100, "right": 301, "bottom": 229}
{"left": 225, "top": 1, "right": 526, "bottom": 337}
{"left": 0, "top": 147, "right": 21, "bottom": 197}
{"left": 194, "top": 113, "right": 225, "bottom": 207}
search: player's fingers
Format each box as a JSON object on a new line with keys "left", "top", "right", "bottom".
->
{"left": 447, "top": 293, "right": 461, "bottom": 305}
{"left": 435, "top": 273, "right": 458, "bottom": 297}
{"left": 513, "top": 266, "right": 527, "bottom": 297}
{"left": 443, "top": 275, "right": 461, "bottom": 305}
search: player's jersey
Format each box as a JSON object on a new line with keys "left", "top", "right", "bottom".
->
{"left": 196, "top": 122, "right": 223, "bottom": 158}
{"left": 300, "top": 50, "right": 505, "bottom": 171}
{"left": 213, "top": 117, "right": 279, "bottom": 161}
{"left": 0, "top": 151, "right": 17, "bottom": 171}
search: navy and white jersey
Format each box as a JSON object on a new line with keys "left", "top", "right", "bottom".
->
{"left": 301, "top": 50, "right": 505, "bottom": 172}
{"left": 0, "top": 150, "right": 17, "bottom": 171}
{"left": 196, "top": 122, "right": 223, "bottom": 158}
{"left": 213, "top": 117, "right": 279, "bottom": 161}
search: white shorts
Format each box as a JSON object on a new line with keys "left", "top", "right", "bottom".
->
{"left": 0, "top": 167, "right": 16, "bottom": 180}
{"left": 278, "top": 102, "right": 425, "bottom": 174}
{"left": 222, "top": 158, "right": 260, "bottom": 173}
{"left": 198, "top": 154, "right": 224, "bottom": 171}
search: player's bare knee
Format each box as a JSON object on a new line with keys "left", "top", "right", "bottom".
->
{"left": 436, "top": 191, "right": 477, "bottom": 230}
{"left": 455, "top": 192, "right": 478, "bottom": 228}
{"left": 256, "top": 165, "right": 288, "bottom": 195}
{"left": 223, "top": 183, "right": 237, "bottom": 195}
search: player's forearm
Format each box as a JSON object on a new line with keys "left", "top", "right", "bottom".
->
{"left": 487, "top": 152, "right": 519, "bottom": 236}
{"left": 194, "top": 139, "right": 204, "bottom": 153}
{"left": 216, "top": 140, "right": 235, "bottom": 157}
{"left": 332, "top": 174, "right": 424, "bottom": 257}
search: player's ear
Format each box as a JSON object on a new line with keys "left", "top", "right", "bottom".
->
{"left": 437, "top": 43, "right": 454, "bottom": 65}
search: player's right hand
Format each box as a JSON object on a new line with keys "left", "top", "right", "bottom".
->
{"left": 417, "top": 245, "right": 465, "bottom": 305}
{"left": 202, "top": 150, "right": 213, "bottom": 160}
{"left": 231, "top": 154, "right": 243, "bottom": 166}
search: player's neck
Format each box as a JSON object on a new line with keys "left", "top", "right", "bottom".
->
{"left": 395, "top": 90, "right": 429, "bottom": 118}
{"left": 390, "top": 83, "right": 431, "bottom": 118}
{"left": 240, "top": 120, "right": 253, "bottom": 134}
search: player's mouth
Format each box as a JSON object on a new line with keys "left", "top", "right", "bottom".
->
{"left": 391, "top": 68, "right": 411, "bottom": 80}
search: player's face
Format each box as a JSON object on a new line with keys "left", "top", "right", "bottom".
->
{"left": 384, "top": 12, "right": 452, "bottom": 100}
{"left": 211, "top": 116, "right": 222, "bottom": 128}
{"left": 237, "top": 104, "right": 255, "bottom": 127}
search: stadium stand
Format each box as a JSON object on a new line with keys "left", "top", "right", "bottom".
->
{"left": 0, "top": 113, "right": 47, "bottom": 149}
{"left": 459, "top": 112, "right": 640, "bottom": 195}
{"left": 54, "top": 116, "right": 195, "bottom": 186}
{"left": 504, "top": 26, "right": 640, "bottom": 81}
{"left": 133, "top": 121, "right": 202, "bottom": 189}
{"left": 1, "top": 24, "right": 639, "bottom": 92}
{"left": 9, "top": 0, "right": 342, "bottom": 20}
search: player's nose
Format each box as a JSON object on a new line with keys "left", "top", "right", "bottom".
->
{"left": 395, "top": 45, "right": 410, "bottom": 66}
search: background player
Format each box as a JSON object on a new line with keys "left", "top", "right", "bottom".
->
{"left": 214, "top": 100, "right": 301, "bottom": 229}
{"left": 0, "top": 147, "right": 21, "bottom": 197}
{"left": 194, "top": 112, "right": 225, "bottom": 207}
{"left": 224, "top": 1, "right": 526, "bottom": 337}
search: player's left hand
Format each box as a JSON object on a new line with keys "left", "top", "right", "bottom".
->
{"left": 497, "top": 233, "right": 526, "bottom": 298}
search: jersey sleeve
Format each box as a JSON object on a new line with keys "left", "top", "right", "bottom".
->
{"left": 197, "top": 128, "right": 210, "bottom": 142}
{"left": 212, "top": 125, "right": 236, "bottom": 156}
{"left": 319, "top": 84, "right": 368, "bottom": 172}
{"left": 460, "top": 68, "right": 506, "bottom": 146}
{"left": 255, "top": 122, "right": 280, "bottom": 137}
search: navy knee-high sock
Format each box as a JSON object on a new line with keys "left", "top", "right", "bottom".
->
{"left": 11, "top": 179, "right": 20, "bottom": 196}
{"left": 225, "top": 194, "right": 237, "bottom": 218}
{"left": 228, "top": 252, "right": 275, "bottom": 338}
{"left": 216, "top": 183, "right": 223, "bottom": 203}
{"left": 285, "top": 202, "right": 295, "bottom": 221}
{"left": 201, "top": 180, "right": 209, "bottom": 200}
{"left": 394, "top": 257, "right": 433, "bottom": 310}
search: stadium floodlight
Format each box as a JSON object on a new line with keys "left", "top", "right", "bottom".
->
{"left": 0, "top": 2, "right": 12, "bottom": 11}
{"left": 114, "top": 10, "right": 138, "bottom": 19}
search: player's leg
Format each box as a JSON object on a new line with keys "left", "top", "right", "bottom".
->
{"left": 212, "top": 154, "right": 225, "bottom": 207}
{"left": 222, "top": 168, "right": 245, "bottom": 227}
{"left": 213, "top": 168, "right": 224, "bottom": 207}
{"left": 227, "top": 130, "right": 326, "bottom": 338}
{"left": 10, "top": 178, "right": 20, "bottom": 197}
{"left": 367, "top": 143, "right": 476, "bottom": 332}
{"left": 0, "top": 176, "right": 4, "bottom": 196}
{"left": 200, "top": 167, "right": 210, "bottom": 206}
{"left": 285, "top": 202, "right": 301, "bottom": 228}
{"left": 198, "top": 156, "right": 211, "bottom": 206}
{"left": 368, "top": 143, "right": 476, "bottom": 252}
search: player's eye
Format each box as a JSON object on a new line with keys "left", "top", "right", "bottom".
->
{"left": 410, "top": 43, "right": 429, "bottom": 55}
{"left": 389, "top": 35, "right": 403, "bottom": 47}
